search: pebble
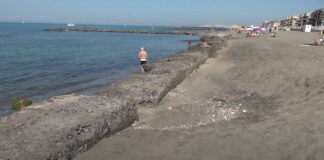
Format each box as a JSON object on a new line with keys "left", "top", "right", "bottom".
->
{"left": 56, "top": 142, "right": 63, "bottom": 146}
{"left": 15, "top": 123, "right": 22, "bottom": 127}
{"left": 168, "top": 107, "right": 173, "bottom": 110}
{"left": 242, "top": 109, "right": 247, "bottom": 113}
{"left": 132, "top": 121, "right": 138, "bottom": 127}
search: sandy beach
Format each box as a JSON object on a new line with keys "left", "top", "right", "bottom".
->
{"left": 75, "top": 31, "right": 324, "bottom": 160}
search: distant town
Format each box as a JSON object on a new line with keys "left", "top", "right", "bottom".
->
{"left": 264, "top": 8, "right": 324, "bottom": 31}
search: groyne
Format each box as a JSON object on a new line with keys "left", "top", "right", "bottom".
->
{"left": 44, "top": 28, "right": 198, "bottom": 36}
{"left": 174, "top": 26, "right": 229, "bottom": 31}
{"left": 0, "top": 35, "right": 231, "bottom": 160}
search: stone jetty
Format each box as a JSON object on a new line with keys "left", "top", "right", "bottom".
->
{"left": 174, "top": 26, "right": 229, "bottom": 31}
{"left": 44, "top": 28, "right": 198, "bottom": 36}
{"left": 0, "top": 35, "right": 230, "bottom": 160}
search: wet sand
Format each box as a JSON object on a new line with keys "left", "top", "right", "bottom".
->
{"left": 75, "top": 31, "right": 324, "bottom": 160}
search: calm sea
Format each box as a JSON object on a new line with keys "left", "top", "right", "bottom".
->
{"left": 0, "top": 23, "right": 197, "bottom": 115}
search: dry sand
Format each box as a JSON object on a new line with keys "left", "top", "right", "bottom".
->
{"left": 75, "top": 31, "right": 324, "bottom": 160}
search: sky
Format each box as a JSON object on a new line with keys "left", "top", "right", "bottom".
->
{"left": 0, "top": 0, "right": 323, "bottom": 26}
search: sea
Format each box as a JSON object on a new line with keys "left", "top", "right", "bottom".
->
{"left": 0, "top": 23, "right": 199, "bottom": 116}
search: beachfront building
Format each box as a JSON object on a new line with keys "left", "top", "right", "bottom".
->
{"left": 290, "top": 16, "right": 300, "bottom": 29}
{"left": 280, "top": 16, "right": 300, "bottom": 30}
{"left": 300, "top": 12, "right": 313, "bottom": 26}
{"left": 267, "top": 8, "right": 324, "bottom": 31}
{"left": 282, "top": 16, "right": 301, "bottom": 30}
{"left": 311, "top": 8, "right": 324, "bottom": 26}
{"left": 280, "top": 18, "right": 290, "bottom": 31}
{"left": 264, "top": 20, "right": 281, "bottom": 31}
{"left": 311, "top": 8, "right": 324, "bottom": 31}
{"left": 280, "top": 18, "right": 289, "bottom": 27}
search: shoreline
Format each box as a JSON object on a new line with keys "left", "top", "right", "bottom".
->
{"left": 0, "top": 68, "right": 135, "bottom": 117}
{"left": 0, "top": 32, "right": 201, "bottom": 117}
{"left": 0, "top": 34, "right": 230, "bottom": 159}
{"left": 75, "top": 31, "right": 324, "bottom": 160}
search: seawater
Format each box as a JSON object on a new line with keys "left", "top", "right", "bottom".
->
{"left": 0, "top": 23, "right": 197, "bottom": 115}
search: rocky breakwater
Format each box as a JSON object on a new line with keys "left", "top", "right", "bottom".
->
{"left": 0, "top": 35, "right": 230, "bottom": 160}
{"left": 44, "top": 28, "right": 198, "bottom": 36}
{"left": 100, "top": 35, "right": 231, "bottom": 106}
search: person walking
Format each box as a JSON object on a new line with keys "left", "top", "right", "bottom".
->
{"left": 138, "top": 47, "right": 148, "bottom": 72}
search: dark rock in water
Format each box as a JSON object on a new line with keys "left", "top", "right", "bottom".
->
{"left": 142, "top": 64, "right": 154, "bottom": 72}
{"left": 12, "top": 99, "right": 32, "bottom": 110}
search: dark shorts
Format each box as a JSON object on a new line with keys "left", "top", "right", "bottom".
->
{"left": 140, "top": 61, "right": 147, "bottom": 65}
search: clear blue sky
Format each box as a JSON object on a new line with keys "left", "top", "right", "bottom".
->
{"left": 0, "top": 0, "right": 323, "bottom": 26}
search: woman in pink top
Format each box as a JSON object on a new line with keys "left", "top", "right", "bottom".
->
{"left": 138, "top": 47, "right": 148, "bottom": 72}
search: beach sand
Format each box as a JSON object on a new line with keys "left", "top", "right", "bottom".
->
{"left": 75, "top": 31, "right": 324, "bottom": 160}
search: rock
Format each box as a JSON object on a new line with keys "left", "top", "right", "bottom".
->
{"left": 12, "top": 99, "right": 32, "bottom": 111}
{"left": 142, "top": 64, "right": 154, "bottom": 72}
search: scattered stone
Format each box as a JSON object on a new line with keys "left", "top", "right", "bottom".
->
{"left": 142, "top": 64, "right": 154, "bottom": 72}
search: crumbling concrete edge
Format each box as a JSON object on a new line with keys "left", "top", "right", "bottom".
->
{"left": 48, "top": 102, "right": 138, "bottom": 160}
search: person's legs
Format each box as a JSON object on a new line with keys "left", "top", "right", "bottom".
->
{"left": 140, "top": 61, "right": 146, "bottom": 72}
{"left": 141, "top": 65, "right": 144, "bottom": 72}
